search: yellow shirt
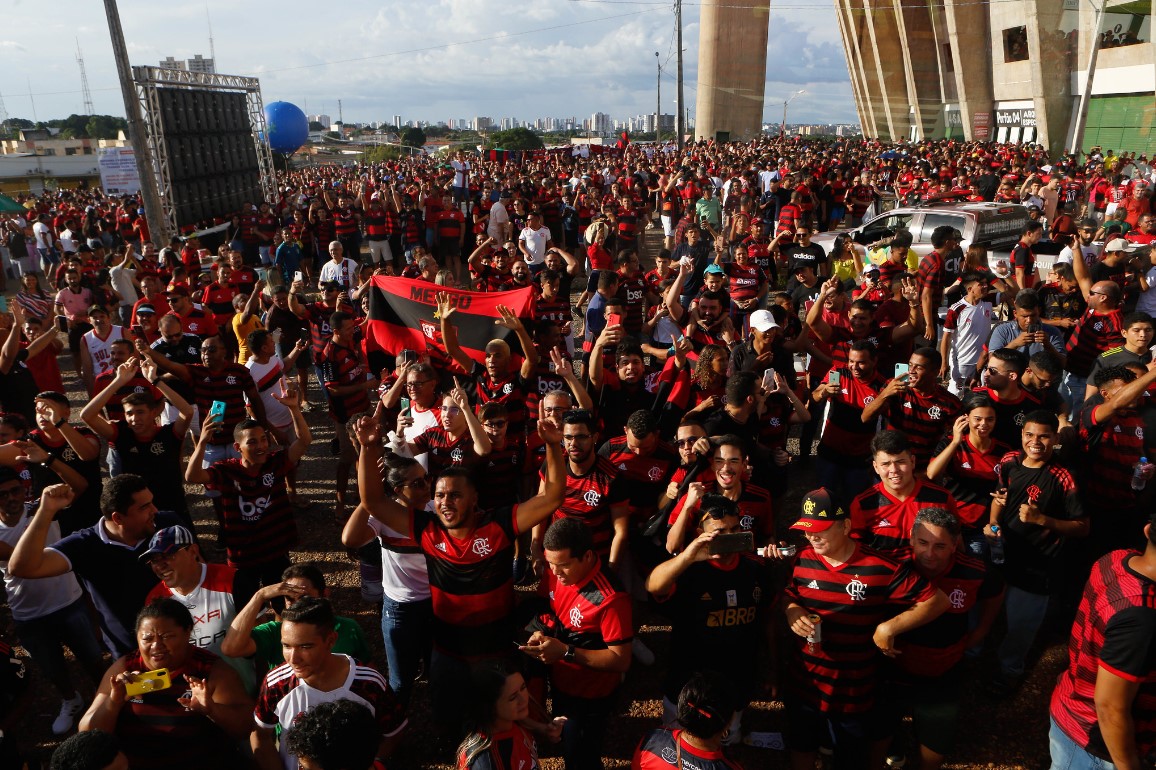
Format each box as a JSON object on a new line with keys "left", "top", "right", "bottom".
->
{"left": 869, "top": 245, "right": 918, "bottom": 271}
{"left": 233, "top": 313, "right": 265, "bottom": 363}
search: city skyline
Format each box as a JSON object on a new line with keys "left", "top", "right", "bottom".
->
{"left": 0, "top": 0, "right": 856, "bottom": 128}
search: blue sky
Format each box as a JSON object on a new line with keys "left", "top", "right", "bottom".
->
{"left": 0, "top": 0, "right": 858, "bottom": 126}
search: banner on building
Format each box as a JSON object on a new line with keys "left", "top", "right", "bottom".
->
{"left": 97, "top": 148, "right": 141, "bottom": 195}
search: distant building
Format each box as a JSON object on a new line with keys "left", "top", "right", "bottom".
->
{"left": 473, "top": 116, "right": 493, "bottom": 131}
{"left": 835, "top": 0, "right": 1155, "bottom": 155}
{"left": 590, "top": 112, "right": 611, "bottom": 135}
{"left": 1, "top": 129, "right": 128, "bottom": 157}
{"left": 308, "top": 114, "right": 332, "bottom": 128}
{"left": 158, "top": 54, "right": 215, "bottom": 73}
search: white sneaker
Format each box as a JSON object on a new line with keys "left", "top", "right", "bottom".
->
{"left": 632, "top": 637, "right": 656, "bottom": 666}
{"left": 52, "top": 694, "right": 84, "bottom": 735}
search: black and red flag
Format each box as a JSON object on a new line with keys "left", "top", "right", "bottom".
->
{"left": 365, "top": 276, "right": 534, "bottom": 366}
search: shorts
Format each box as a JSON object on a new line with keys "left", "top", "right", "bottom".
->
{"left": 660, "top": 215, "right": 674, "bottom": 237}
{"left": 787, "top": 698, "right": 887, "bottom": 767}
{"left": 883, "top": 667, "right": 962, "bottom": 756}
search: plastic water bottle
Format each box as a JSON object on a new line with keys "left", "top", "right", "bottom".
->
{"left": 1132, "top": 457, "right": 1148, "bottom": 492}
{"left": 989, "top": 525, "right": 1005, "bottom": 565}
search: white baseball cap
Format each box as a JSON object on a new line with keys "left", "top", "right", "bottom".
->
{"left": 750, "top": 309, "right": 779, "bottom": 333}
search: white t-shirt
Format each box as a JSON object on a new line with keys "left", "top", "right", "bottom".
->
{"left": 369, "top": 515, "right": 431, "bottom": 603}
{"left": 317, "top": 257, "right": 359, "bottom": 290}
{"left": 487, "top": 201, "right": 510, "bottom": 241}
{"left": 519, "top": 226, "right": 551, "bottom": 266}
{"left": 109, "top": 263, "right": 139, "bottom": 306}
{"left": 246, "top": 356, "right": 291, "bottom": 428}
{"left": 451, "top": 160, "right": 470, "bottom": 188}
{"left": 943, "top": 298, "right": 993, "bottom": 369}
{"left": 58, "top": 228, "right": 78, "bottom": 254}
{"left": 0, "top": 516, "right": 83, "bottom": 621}
{"left": 32, "top": 221, "right": 52, "bottom": 250}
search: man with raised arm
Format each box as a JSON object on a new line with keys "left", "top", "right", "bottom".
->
{"left": 354, "top": 413, "right": 565, "bottom": 731}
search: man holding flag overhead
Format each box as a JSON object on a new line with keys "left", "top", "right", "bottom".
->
{"left": 437, "top": 292, "right": 538, "bottom": 440}
{"left": 362, "top": 275, "right": 535, "bottom": 376}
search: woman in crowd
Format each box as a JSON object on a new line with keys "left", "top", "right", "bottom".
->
{"left": 457, "top": 661, "right": 563, "bottom": 770}
{"left": 79, "top": 599, "right": 253, "bottom": 769}
{"left": 14, "top": 273, "right": 54, "bottom": 321}
{"left": 632, "top": 672, "right": 744, "bottom": 770}
{"left": 926, "top": 392, "right": 1009, "bottom": 557}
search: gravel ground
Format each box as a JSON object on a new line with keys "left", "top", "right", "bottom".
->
{"left": 5, "top": 223, "right": 1064, "bottom": 768}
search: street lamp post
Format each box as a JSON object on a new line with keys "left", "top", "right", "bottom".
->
{"left": 656, "top": 51, "right": 661, "bottom": 142}
{"left": 1071, "top": 0, "right": 1106, "bottom": 159}
{"left": 782, "top": 89, "right": 806, "bottom": 137}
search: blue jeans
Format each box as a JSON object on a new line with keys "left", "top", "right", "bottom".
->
{"left": 1061, "top": 372, "right": 1088, "bottom": 421}
{"left": 380, "top": 596, "right": 432, "bottom": 709}
{"left": 1049, "top": 717, "right": 1118, "bottom": 770}
{"left": 997, "top": 585, "right": 1050, "bottom": 678}
{"left": 14, "top": 596, "right": 106, "bottom": 696}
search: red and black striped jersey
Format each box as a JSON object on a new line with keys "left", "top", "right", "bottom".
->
{"left": 632, "top": 729, "right": 745, "bottom": 770}
{"left": 412, "top": 427, "right": 485, "bottom": 482}
{"left": 200, "top": 282, "right": 238, "bottom": 328}
{"left": 1077, "top": 397, "right": 1146, "bottom": 507}
{"left": 880, "top": 385, "right": 962, "bottom": 468}
{"left": 412, "top": 505, "right": 519, "bottom": 658}
{"left": 93, "top": 371, "right": 161, "bottom": 421}
{"left": 472, "top": 263, "right": 516, "bottom": 293}
{"left": 476, "top": 439, "right": 526, "bottom": 511}
{"left": 894, "top": 552, "right": 1001, "bottom": 678}
{"left": 364, "top": 205, "right": 389, "bottom": 239}
{"left": 931, "top": 434, "right": 1012, "bottom": 527}
{"left": 306, "top": 301, "right": 353, "bottom": 358}
{"left": 995, "top": 452, "right": 1084, "bottom": 593}
{"left": 1050, "top": 550, "right": 1156, "bottom": 758}
{"left": 597, "top": 436, "right": 680, "bottom": 521}
{"left": 785, "top": 543, "right": 937, "bottom": 713}
{"left": 320, "top": 340, "right": 370, "bottom": 422}
{"left": 205, "top": 449, "right": 298, "bottom": 569}
{"left": 617, "top": 274, "right": 649, "bottom": 334}
{"left": 824, "top": 326, "right": 895, "bottom": 373}
{"left": 333, "top": 206, "right": 359, "bottom": 237}
{"left": 539, "top": 562, "right": 632, "bottom": 699}
{"left": 117, "top": 647, "right": 235, "bottom": 768}
{"left": 469, "top": 363, "right": 529, "bottom": 438}
{"left": 817, "top": 368, "right": 888, "bottom": 463}
{"left": 849, "top": 479, "right": 958, "bottom": 558}
{"left": 549, "top": 457, "right": 630, "bottom": 562}
{"left": 188, "top": 363, "right": 254, "bottom": 446}
{"left": 722, "top": 263, "right": 766, "bottom": 307}
{"left": 1065, "top": 307, "right": 1124, "bottom": 377}
{"left": 616, "top": 205, "right": 640, "bottom": 238}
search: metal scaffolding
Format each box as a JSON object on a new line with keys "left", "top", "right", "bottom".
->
{"left": 131, "top": 65, "right": 276, "bottom": 236}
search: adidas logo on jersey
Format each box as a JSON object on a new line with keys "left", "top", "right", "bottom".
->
{"left": 878, "top": 518, "right": 893, "bottom": 527}
{"left": 435, "top": 542, "right": 447, "bottom": 552}
{"left": 807, "top": 580, "right": 819, "bottom": 589}
{"left": 961, "top": 462, "right": 971, "bottom": 469}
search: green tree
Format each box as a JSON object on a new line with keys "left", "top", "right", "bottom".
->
{"left": 308, "top": 120, "right": 326, "bottom": 131}
{"left": 400, "top": 126, "right": 427, "bottom": 148}
{"left": 488, "top": 127, "right": 544, "bottom": 150}
{"left": 84, "top": 115, "right": 128, "bottom": 139}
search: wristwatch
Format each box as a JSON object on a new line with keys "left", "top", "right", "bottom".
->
{"left": 563, "top": 644, "right": 576, "bottom": 662}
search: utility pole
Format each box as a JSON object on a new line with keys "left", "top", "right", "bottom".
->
{"left": 101, "top": 0, "right": 168, "bottom": 244}
{"left": 675, "top": 0, "right": 685, "bottom": 152}
{"left": 206, "top": 4, "right": 216, "bottom": 66}
{"left": 655, "top": 51, "right": 661, "bottom": 142}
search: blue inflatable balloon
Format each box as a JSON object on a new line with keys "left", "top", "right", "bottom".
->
{"left": 264, "top": 101, "right": 308, "bottom": 155}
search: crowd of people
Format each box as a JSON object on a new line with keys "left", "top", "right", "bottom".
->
{"left": 0, "top": 133, "right": 1153, "bottom": 770}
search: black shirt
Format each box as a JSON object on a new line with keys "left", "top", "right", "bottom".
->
{"left": 784, "top": 242, "right": 828, "bottom": 276}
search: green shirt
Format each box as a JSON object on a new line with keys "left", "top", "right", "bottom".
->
{"left": 251, "top": 615, "right": 370, "bottom": 671}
